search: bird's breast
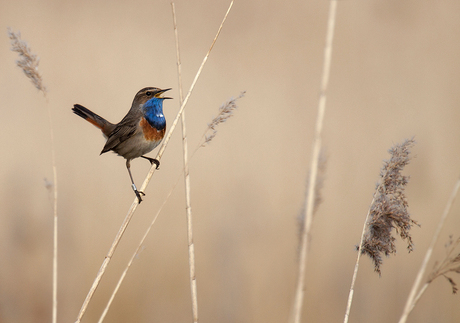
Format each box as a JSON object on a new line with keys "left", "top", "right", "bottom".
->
{"left": 140, "top": 117, "right": 166, "bottom": 141}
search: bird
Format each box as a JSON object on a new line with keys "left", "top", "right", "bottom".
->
{"left": 72, "top": 87, "right": 172, "bottom": 203}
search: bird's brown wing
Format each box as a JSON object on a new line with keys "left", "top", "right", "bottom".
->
{"left": 100, "top": 112, "right": 141, "bottom": 155}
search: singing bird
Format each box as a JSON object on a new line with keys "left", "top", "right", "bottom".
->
{"left": 72, "top": 87, "right": 172, "bottom": 203}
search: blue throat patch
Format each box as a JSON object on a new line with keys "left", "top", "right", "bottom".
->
{"left": 143, "top": 98, "right": 166, "bottom": 130}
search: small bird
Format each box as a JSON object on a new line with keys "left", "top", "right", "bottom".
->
{"left": 72, "top": 87, "right": 172, "bottom": 203}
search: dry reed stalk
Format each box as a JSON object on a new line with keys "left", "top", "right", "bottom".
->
{"left": 97, "top": 88, "right": 242, "bottom": 321}
{"left": 7, "top": 28, "right": 58, "bottom": 323}
{"left": 98, "top": 86, "right": 243, "bottom": 323}
{"left": 398, "top": 177, "right": 460, "bottom": 323}
{"left": 172, "top": 3, "right": 199, "bottom": 322}
{"left": 297, "top": 152, "right": 326, "bottom": 247}
{"left": 344, "top": 139, "right": 416, "bottom": 323}
{"left": 402, "top": 235, "right": 460, "bottom": 319}
{"left": 74, "top": 3, "right": 234, "bottom": 322}
{"left": 292, "top": 1, "right": 337, "bottom": 322}
{"left": 97, "top": 188, "right": 173, "bottom": 323}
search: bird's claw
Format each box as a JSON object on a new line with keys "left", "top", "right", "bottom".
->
{"left": 141, "top": 156, "right": 160, "bottom": 169}
{"left": 131, "top": 184, "right": 146, "bottom": 203}
{"left": 134, "top": 190, "right": 145, "bottom": 203}
{"left": 151, "top": 159, "right": 160, "bottom": 170}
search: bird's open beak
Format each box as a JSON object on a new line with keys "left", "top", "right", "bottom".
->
{"left": 156, "top": 88, "right": 173, "bottom": 100}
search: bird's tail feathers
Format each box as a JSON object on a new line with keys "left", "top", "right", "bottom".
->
{"left": 72, "top": 104, "right": 114, "bottom": 137}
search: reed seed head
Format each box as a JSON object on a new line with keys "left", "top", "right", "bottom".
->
{"left": 203, "top": 91, "right": 245, "bottom": 146}
{"left": 428, "top": 235, "right": 460, "bottom": 294}
{"left": 359, "top": 138, "right": 418, "bottom": 274}
{"left": 7, "top": 27, "right": 47, "bottom": 95}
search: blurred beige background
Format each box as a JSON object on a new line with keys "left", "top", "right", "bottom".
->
{"left": 1, "top": 0, "right": 460, "bottom": 322}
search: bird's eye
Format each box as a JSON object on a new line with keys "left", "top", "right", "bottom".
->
{"left": 146, "top": 91, "right": 152, "bottom": 96}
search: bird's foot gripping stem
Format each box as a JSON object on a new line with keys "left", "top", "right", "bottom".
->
{"left": 141, "top": 156, "right": 160, "bottom": 169}
{"left": 132, "top": 184, "right": 145, "bottom": 203}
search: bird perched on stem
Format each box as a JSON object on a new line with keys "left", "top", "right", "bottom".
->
{"left": 72, "top": 87, "right": 172, "bottom": 203}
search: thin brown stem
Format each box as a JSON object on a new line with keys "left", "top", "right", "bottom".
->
{"left": 343, "top": 195, "right": 377, "bottom": 323}
{"left": 292, "top": 1, "right": 337, "bottom": 322}
{"left": 47, "top": 100, "right": 58, "bottom": 323}
{"left": 7, "top": 28, "right": 57, "bottom": 323}
{"left": 398, "top": 177, "right": 460, "bottom": 323}
{"left": 172, "top": 2, "right": 199, "bottom": 322}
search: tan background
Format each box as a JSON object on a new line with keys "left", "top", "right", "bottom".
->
{"left": 1, "top": 0, "right": 460, "bottom": 322}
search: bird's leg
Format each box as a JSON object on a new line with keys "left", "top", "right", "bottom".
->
{"left": 126, "top": 159, "right": 145, "bottom": 203}
{"left": 141, "top": 156, "right": 160, "bottom": 169}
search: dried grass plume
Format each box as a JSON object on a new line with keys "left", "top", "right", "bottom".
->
{"left": 428, "top": 235, "right": 460, "bottom": 294}
{"left": 359, "top": 138, "right": 418, "bottom": 274}
{"left": 202, "top": 91, "right": 245, "bottom": 146}
{"left": 7, "top": 27, "right": 47, "bottom": 95}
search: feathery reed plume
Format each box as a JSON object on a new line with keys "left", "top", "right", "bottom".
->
{"left": 428, "top": 235, "right": 460, "bottom": 294}
{"left": 344, "top": 138, "right": 416, "bottom": 323}
{"left": 359, "top": 138, "right": 418, "bottom": 274}
{"left": 8, "top": 27, "right": 57, "bottom": 323}
{"left": 7, "top": 28, "right": 47, "bottom": 95}
{"left": 202, "top": 92, "right": 245, "bottom": 146}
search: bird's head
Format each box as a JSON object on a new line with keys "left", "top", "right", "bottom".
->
{"left": 133, "top": 87, "right": 172, "bottom": 108}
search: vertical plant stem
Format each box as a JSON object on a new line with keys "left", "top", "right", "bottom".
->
{"left": 47, "top": 99, "right": 59, "bottom": 323}
{"left": 343, "top": 195, "right": 376, "bottom": 323}
{"left": 74, "top": 3, "right": 233, "bottom": 322}
{"left": 172, "top": 3, "right": 199, "bottom": 322}
{"left": 398, "top": 177, "right": 460, "bottom": 323}
{"left": 292, "top": 1, "right": 337, "bottom": 323}
{"left": 7, "top": 29, "right": 57, "bottom": 322}
{"left": 138, "top": 0, "right": 233, "bottom": 194}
